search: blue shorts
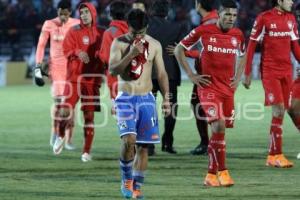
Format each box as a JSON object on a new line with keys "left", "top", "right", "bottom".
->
{"left": 115, "top": 92, "right": 160, "bottom": 144}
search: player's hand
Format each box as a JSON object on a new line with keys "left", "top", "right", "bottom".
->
{"left": 130, "top": 41, "right": 144, "bottom": 58}
{"left": 78, "top": 51, "right": 90, "bottom": 64}
{"left": 242, "top": 75, "right": 251, "bottom": 89}
{"left": 189, "top": 74, "right": 211, "bottom": 87}
{"left": 162, "top": 99, "right": 171, "bottom": 117}
{"left": 166, "top": 43, "right": 177, "bottom": 56}
{"left": 230, "top": 76, "right": 241, "bottom": 89}
{"left": 34, "top": 64, "right": 45, "bottom": 87}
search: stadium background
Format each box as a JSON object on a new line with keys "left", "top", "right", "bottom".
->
{"left": 1, "top": 1, "right": 300, "bottom": 200}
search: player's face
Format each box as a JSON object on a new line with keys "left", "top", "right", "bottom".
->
{"left": 57, "top": 8, "right": 71, "bottom": 23}
{"left": 129, "top": 26, "right": 147, "bottom": 39}
{"left": 219, "top": 8, "right": 237, "bottom": 31}
{"left": 132, "top": 3, "right": 146, "bottom": 12}
{"left": 278, "top": 0, "right": 294, "bottom": 12}
{"left": 80, "top": 7, "right": 92, "bottom": 25}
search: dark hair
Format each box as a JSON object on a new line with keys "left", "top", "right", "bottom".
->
{"left": 110, "top": 1, "right": 127, "bottom": 20}
{"left": 271, "top": 0, "right": 279, "bottom": 7}
{"left": 220, "top": 0, "right": 237, "bottom": 9}
{"left": 151, "top": 0, "right": 169, "bottom": 17}
{"left": 196, "top": 0, "right": 215, "bottom": 12}
{"left": 126, "top": 9, "right": 149, "bottom": 30}
{"left": 57, "top": 0, "right": 71, "bottom": 10}
{"left": 133, "top": 0, "right": 148, "bottom": 10}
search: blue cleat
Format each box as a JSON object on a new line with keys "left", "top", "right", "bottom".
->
{"left": 121, "top": 179, "right": 133, "bottom": 199}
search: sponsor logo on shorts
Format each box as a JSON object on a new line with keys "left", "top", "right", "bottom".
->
{"left": 208, "top": 107, "right": 216, "bottom": 117}
{"left": 119, "top": 121, "right": 127, "bottom": 130}
{"left": 268, "top": 93, "right": 274, "bottom": 102}
{"left": 82, "top": 36, "right": 89, "bottom": 45}
{"left": 151, "top": 134, "right": 159, "bottom": 140}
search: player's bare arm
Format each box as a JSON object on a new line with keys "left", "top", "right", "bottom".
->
{"left": 231, "top": 54, "right": 246, "bottom": 89}
{"left": 153, "top": 40, "right": 171, "bottom": 116}
{"left": 109, "top": 37, "right": 144, "bottom": 76}
{"left": 174, "top": 44, "right": 211, "bottom": 87}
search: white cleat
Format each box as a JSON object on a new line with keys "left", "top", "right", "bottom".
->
{"left": 53, "top": 137, "right": 65, "bottom": 155}
{"left": 65, "top": 143, "right": 76, "bottom": 151}
{"left": 50, "top": 133, "right": 57, "bottom": 147}
{"left": 81, "top": 153, "right": 92, "bottom": 162}
{"left": 297, "top": 153, "right": 300, "bottom": 160}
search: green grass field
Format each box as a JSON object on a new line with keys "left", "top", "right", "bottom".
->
{"left": 1, "top": 81, "right": 300, "bottom": 200}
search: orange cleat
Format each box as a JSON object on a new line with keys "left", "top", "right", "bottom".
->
{"left": 218, "top": 170, "right": 234, "bottom": 187}
{"left": 274, "top": 154, "right": 294, "bottom": 168}
{"left": 132, "top": 189, "right": 144, "bottom": 199}
{"left": 266, "top": 155, "right": 276, "bottom": 167}
{"left": 203, "top": 173, "right": 220, "bottom": 187}
{"left": 121, "top": 179, "right": 133, "bottom": 199}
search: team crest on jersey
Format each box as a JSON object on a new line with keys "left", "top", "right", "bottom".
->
{"left": 287, "top": 21, "right": 293, "bottom": 30}
{"left": 231, "top": 37, "right": 238, "bottom": 47}
{"left": 82, "top": 36, "right": 89, "bottom": 45}
{"left": 268, "top": 93, "right": 275, "bottom": 102}
{"left": 208, "top": 107, "right": 216, "bottom": 117}
{"left": 210, "top": 37, "right": 217, "bottom": 43}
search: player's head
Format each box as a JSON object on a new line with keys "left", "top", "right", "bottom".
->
{"left": 57, "top": 0, "right": 72, "bottom": 23}
{"left": 150, "top": 0, "right": 169, "bottom": 18}
{"left": 218, "top": 0, "right": 238, "bottom": 31}
{"left": 132, "top": 0, "right": 147, "bottom": 12}
{"left": 110, "top": 1, "right": 128, "bottom": 20}
{"left": 272, "top": 0, "right": 294, "bottom": 12}
{"left": 79, "top": 4, "right": 93, "bottom": 26}
{"left": 195, "top": 0, "right": 215, "bottom": 13}
{"left": 127, "top": 9, "right": 149, "bottom": 38}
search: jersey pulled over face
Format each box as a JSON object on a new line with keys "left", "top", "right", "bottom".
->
{"left": 250, "top": 8, "right": 299, "bottom": 73}
{"left": 180, "top": 24, "right": 245, "bottom": 97}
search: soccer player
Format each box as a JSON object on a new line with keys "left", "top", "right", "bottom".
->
{"left": 53, "top": 2, "right": 104, "bottom": 162}
{"left": 109, "top": 9, "right": 170, "bottom": 198}
{"left": 175, "top": 0, "right": 245, "bottom": 187}
{"left": 35, "top": 0, "right": 79, "bottom": 150}
{"left": 99, "top": 0, "right": 128, "bottom": 115}
{"left": 243, "top": 0, "right": 300, "bottom": 167}
{"left": 189, "top": 0, "right": 218, "bottom": 156}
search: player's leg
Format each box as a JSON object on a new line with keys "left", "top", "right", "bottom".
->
{"left": 81, "top": 110, "right": 94, "bottom": 162}
{"left": 64, "top": 112, "right": 76, "bottom": 150}
{"left": 162, "top": 80, "right": 178, "bottom": 154}
{"left": 132, "top": 144, "right": 148, "bottom": 199}
{"left": 190, "top": 84, "right": 208, "bottom": 155}
{"left": 264, "top": 76, "right": 293, "bottom": 167}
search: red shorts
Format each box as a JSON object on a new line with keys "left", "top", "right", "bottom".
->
{"left": 262, "top": 74, "right": 292, "bottom": 108}
{"left": 106, "top": 69, "right": 118, "bottom": 99}
{"left": 197, "top": 88, "right": 235, "bottom": 128}
{"left": 291, "top": 78, "right": 300, "bottom": 99}
{"left": 61, "top": 82, "right": 101, "bottom": 112}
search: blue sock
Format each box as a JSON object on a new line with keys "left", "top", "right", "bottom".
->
{"left": 120, "top": 159, "right": 133, "bottom": 181}
{"left": 133, "top": 170, "right": 145, "bottom": 190}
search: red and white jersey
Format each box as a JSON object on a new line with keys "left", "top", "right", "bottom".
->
{"left": 249, "top": 8, "right": 298, "bottom": 74}
{"left": 180, "top": 24, "right": 245, "bottom": 97}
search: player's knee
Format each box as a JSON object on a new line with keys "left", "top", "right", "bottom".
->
{"left": 211, "top": 120, "right": 225, "bottom": 132}
{"left": 122, "top": 134, "right": 136, "bottom": 150}
{"left": 59, "top": 108, "right": 71, "bottom": 119}
{"left": 272, "top": 105, "right": 285, "bottom": 118}
{"left": 84, "top": 111, "right": 94, "bottom": 124}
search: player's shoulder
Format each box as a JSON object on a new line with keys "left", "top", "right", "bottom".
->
{"left": 71, "top": 24, "right": 82, "bottom": 31}
{"left": 230, "top": 27, "right": 244, "bottom": 36}
{"left": 69, "top": 18, "right": 80, "bottom": 25}
{"left": 196, "top": 23, "right": 216, "bottom": 33}
{"left": 145, "top": 35, "right": 161, "bottom": 46}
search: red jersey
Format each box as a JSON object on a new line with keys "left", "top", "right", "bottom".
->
{"left": 180, "top": 24, "right": 245, "bottom": 97}
{"left": 245, "top": 8, "right": 299, "bottom": 76}
{"left": 99, "top": 20, "right": 128, "bottom": 65}
{"left": 63, "top": 2, "right": 104, "bottom": 85}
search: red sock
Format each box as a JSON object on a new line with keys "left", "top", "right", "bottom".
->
{"left": 208, "top": 133, "right": 226, "bottom": 174}
{"left": 269, "top": 117, "right": 283, "bottom": 155}
{"left": 83, "top": 111, "right": 95, "bottom": 154}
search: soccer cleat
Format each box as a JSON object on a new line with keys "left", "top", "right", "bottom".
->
{"left": 50, "top": 133, "right": 57, "bottom": 147}
{"left": 218, "top": 170, "right": 234, "bottom": 187}
{"left": 190, "top": 144, "right": 208, "bottom": 155}
{"left": 65, "top": 143, "right": 76, "bottom": 151}
{"left": 81, "top": 153, "right": 92, "bottom": 162}
{"left": 121, "top": 179, "right": 133, "bottom": 199}
{"left": 133, "top": 189, "right": 144, "bottom": 199}
{"left": 266, "top": 155, "right": 276, "bottom": 167}
{"left": 203, "top": 173, "right": 220, "bottom": 187}
{"left": 274, "top": 154, "right": 293, "bottom": 168}
{"left": 53, "top": 137, "right": 65, "bottom": 155}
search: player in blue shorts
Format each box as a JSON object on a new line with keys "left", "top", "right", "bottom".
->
{"left": 109, "top": 9, "right": 170, "bottom": 199}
